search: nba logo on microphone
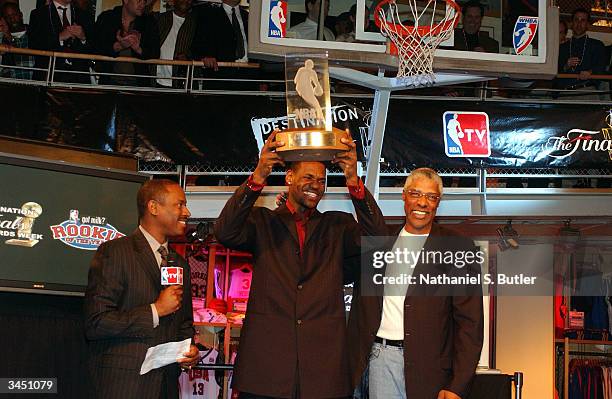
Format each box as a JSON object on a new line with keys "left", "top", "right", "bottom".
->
{"left": 513, "top": 16, "right": 538, "bottom": 55}
{"left": 161, "top": 267, "right": 183, "bottom": 285}
{"left": 268, "top": 0, "right": 287, "bottom": 38}
{"left": 443, "top": 111, "right": 491, "bottom": 157}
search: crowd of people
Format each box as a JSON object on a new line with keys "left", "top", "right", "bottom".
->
{"left": 0, "top": 0, "right": 251, "bottom": 85}
{"left": 0, "top": 0, "right": 610, "bottom": 95}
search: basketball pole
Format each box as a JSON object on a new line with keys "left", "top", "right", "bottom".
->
{"left": 365, "top": 87, "right": 391, "bottom": 200}
{"left": 329, "top": 66, "right": 491, "bottom": 200}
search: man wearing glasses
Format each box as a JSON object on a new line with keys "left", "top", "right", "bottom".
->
{"left": 348, "top": 168, "right": 484, "bottom": 399}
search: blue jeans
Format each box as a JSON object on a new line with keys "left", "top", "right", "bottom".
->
{"left": 368, "top": 342, "right": 406, "bottom": 399}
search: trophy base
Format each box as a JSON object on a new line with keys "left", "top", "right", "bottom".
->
{"left": 6, "top": 238, "right": 39, "bottom": 247}
{"left": 275, "top": 127, "right": 350, "bottom": 162}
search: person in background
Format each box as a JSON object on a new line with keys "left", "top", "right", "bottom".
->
{"left": 288, "top": 0, "right": 335, "bottom": 41}
{"left": 336, "top": 4, "right": 375, "bottom": 43}
{"left": 191, "top": 0, "right": 248, "bottom": 71}
{"left": 453, "top": 0, "right": 499, "bottom": 53}
{"left": 0, "top": 16, "right": 9, "bottom": 76}
{"left": 559, "top": 20, "right": 568, "bottom": 45}
{"left": 1, "top": 2, "right": 34, "bottom": 79}
{"left": 555, "top": 8, "right": 607, "bottom": 98}
{"left": 155, "top": 0, "right": 195, "bottom": 88}
{"left": 28, "top": 0, "right": 94, "bottom": 82}
{"left": 93, "top": 0, "right": 160, "bottom": 86}
{"left": 335, "top": 11, "right": 353, "bottom": 42}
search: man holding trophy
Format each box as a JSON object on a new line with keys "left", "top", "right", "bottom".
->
{"left": 215, "top": 55, "right": 387, "bottom": 398}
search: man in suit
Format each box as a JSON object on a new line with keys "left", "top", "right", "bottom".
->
{"left": 192, "top": 0, "right": 248, "bottom": 71}
{"left": 93, "top": 0, "right": 160, "bottom": 86}
{"left": 84, "top": 179, "right": 200, "bottom": 399}
{"left": 348, "top": 168, "right": 484, "bottom": 399}
{"left": 452, "top": 1, "right": 498, "bottom": 53}
{"left": 555, "top": 8, "right": 607, "bottom": 98}
{"left": 288, "top": 0, "right": 335, "bottom": 41}
{"left": 214, "top": 130, "right": 387, "bottom": 398}
{"left": 28, "top": 0, "right": 94, "bottom": 82}
{"left": 155, "top": 0, "right": 195, "bottom": 88}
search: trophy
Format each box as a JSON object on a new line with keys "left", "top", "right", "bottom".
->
{"left": 274, "top": 54, "right": 349, "bottom": 161}
{"left": 6, "top": 202, "right": 43, "bottom": 248}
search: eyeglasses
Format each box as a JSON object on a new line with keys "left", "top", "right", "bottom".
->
{"left": 404, "top": 189, "right": 441, "bottom": 203}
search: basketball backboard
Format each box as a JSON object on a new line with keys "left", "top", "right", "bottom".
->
{"left": 248, "top": 0, "right": 558, "bottom": 79}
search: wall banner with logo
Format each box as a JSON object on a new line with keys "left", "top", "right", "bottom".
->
{"left": 0, "top": 85, "right": 609, "bottom": 169}
{"left": 382, "top": 100, "right": 612, "bottom": 169}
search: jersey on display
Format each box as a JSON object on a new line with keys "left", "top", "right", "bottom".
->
{"left": 227, "top": 265, "right": 253, "bottom": 299}
{"left": 179, "top": 348, "right": 220, "bottom": 399}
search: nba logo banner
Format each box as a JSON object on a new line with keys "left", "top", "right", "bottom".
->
{"left": 443, "top": 111, "right": 491, "bottom": 157}
{"left": 268, "top": 0, "right": 287, "bottom": 38}
{"left": 513, "top": 16, "right": 538, "bottom": 55}
{"left": 161, "top": 267, "right": 184, "bottom": 285}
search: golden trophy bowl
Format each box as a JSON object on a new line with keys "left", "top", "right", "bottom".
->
{"left": 274, "top": 127, "right": 350, "bottom": 161}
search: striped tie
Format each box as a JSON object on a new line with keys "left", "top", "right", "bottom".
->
{"left": 158, "top": 246, "right": 168, "bottom": 268}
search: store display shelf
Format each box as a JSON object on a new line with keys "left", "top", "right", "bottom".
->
{"left": 203, "top": 250, "right": 252, "bottom": 258}
{"left": 194, "top": 321, "right": 227, "bottom": 327}
{"left": 556, "top": 338, "right": 612, "bottom": 345}
{"left": 194, "top": 321, "right": 243, "bottom": 328}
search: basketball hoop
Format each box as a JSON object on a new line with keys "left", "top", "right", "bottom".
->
{"left": 374, "top": 0, "right": 461, "bottom": 86}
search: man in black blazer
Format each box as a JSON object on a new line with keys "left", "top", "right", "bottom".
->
{"left": 28, "top": 0, "right": 94, "bottom": 83}
{"left": 192, "top": 0, "right": 248, "bottom": 70}
{"left": 215, "top": 131, "right": 387, "bottom": 398}
{"left": 93, "top": 0, "right": 160, "bottom": 86}
{"left": 348, "top": 168, "right": 484, "bottom": 399}
{"left": 84, "top": 179, "right": 199, "bottom": 399}
{"left": 452, "top": 1, "right": 499, "bottom": 53}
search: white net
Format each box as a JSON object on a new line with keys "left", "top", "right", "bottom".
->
{"left": 375, "top": 0, "right": 460, "bottom": 86}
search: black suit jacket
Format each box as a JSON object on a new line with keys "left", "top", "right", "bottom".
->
{"left": 28, "top": 4, "right": 94, "bottom": 82}
{"left": 84, "top": 229, "right": 194, "bottom": 399}
{"left": 347, "top": 223, "right": 484, "bottom": 399}
{"left": 214, "top": 181, "right": 387, "bottom": 398}
{"left": 452, "top": 28, "right": 499, "bottom": 53}
{"left": 192, "top": 3, "right": 248, "bottom": 61}
{"left": 93, "top": 6, "right": 160, "bottom": 84}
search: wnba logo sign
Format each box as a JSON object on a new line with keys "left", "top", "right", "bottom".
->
{"left": 513, "top": 16, "right": 538, "bottom": 55}
{"left": 268, "top": 0, "right": 287, "bottom": 38}
{"left": 443, "top": 111, "right": 491, "bottom": 157}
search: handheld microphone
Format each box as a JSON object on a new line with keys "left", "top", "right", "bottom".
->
{"left": 161, "top": 254, "right": 183, "bottom": 286}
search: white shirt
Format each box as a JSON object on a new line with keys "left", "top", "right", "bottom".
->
{"left": 288, "top": 17, "right": 335, "bottom": 41}
{"left": 156, "top": 12, "right": 186, "bottom": 87}
{"left": 376, "top": 229, "right": 429, "bottom": 340}
{"left": 222, "top": 3, "right": 248, "bottom": 62}
{"left": 139, "top": 225, "right": 168, "bottom": 328}
{"left": 54, "top": 1, "right": 72, "bottom": 46}
{"left": 12, "top": 30, "right": 26, "bottom": 39}
{"left": 53, "top": 1, "right": 72, "bottom": 25}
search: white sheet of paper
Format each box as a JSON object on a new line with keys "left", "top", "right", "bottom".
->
{"left": 139, "top": 338, "right": 192, "bottom": 375}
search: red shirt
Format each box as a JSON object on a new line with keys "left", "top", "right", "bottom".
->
{"left": 285, "top": 200, "right": 314, "bottom": 256}
{"left": 246, "top": 175, "right": 366, "bottom": 256}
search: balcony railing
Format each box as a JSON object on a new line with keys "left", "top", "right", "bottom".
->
{"left": 1, "top": 45, "right": 610, "bottom": 101}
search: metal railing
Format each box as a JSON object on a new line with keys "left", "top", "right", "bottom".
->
{"left": 1, "top": 46, "right": 610, "bottom": 188}
{"left": 1, "top": 45, "right": 610, "bottom": 100}
{"left": 0, "top": 45, "right": 260, "bottom": 93}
